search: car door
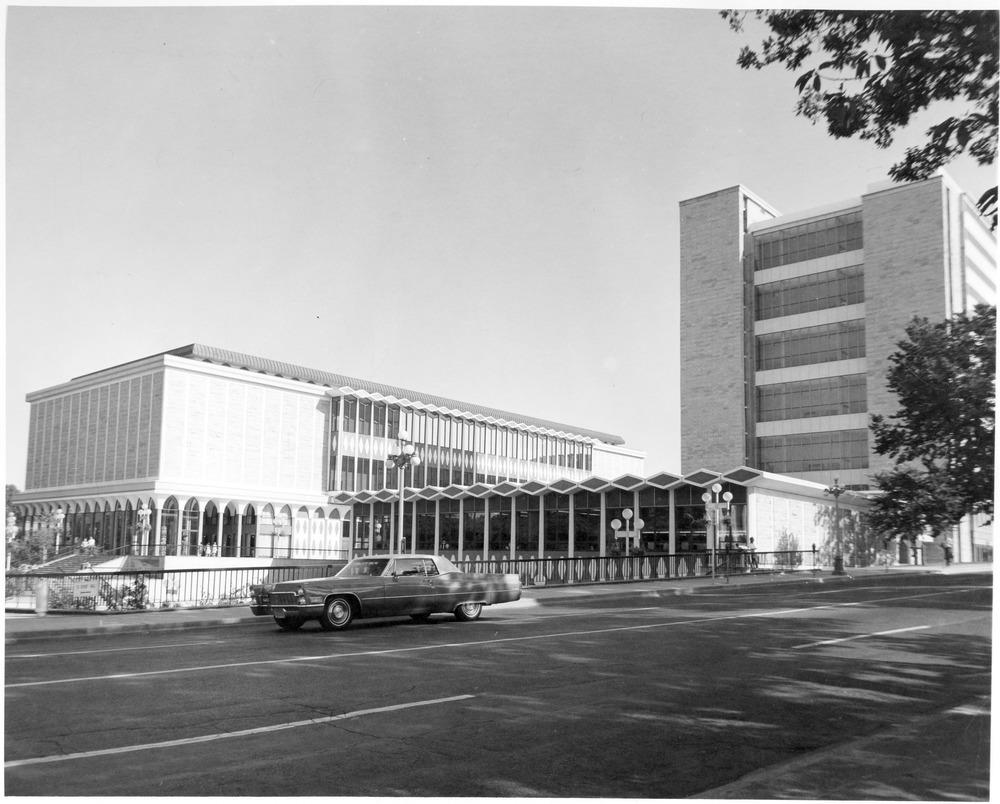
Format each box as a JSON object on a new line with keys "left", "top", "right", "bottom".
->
{"left": 382, "top": 558, "right": 436, "bottom": 615}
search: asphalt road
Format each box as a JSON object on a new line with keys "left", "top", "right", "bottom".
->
{"left": 5, "top": 572, "right": 991, "bottom": 798}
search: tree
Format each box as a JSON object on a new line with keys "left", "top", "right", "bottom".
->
{"left": 721, "top": 10, "right": 999, "bottom": 226}
{"left": 6, "top": 483, "right": 20, "bottom": 517}
{"left": 868, "top": 305, "right": 995, "bottom": 542}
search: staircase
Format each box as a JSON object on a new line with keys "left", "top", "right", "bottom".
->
{"left": 33, "top": 551, "right": 115, "bottom": 574}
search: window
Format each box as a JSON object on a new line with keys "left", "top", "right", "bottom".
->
{"left": 757, "top": 375, "right": 867, "bottom": 422}
{"left": 757, "top": 320, "right": 865, "bottom": 370}
{"left": 341, "top": 456, "right": 355, "bottom": 492}
{"left": 392, "top": 557, "right": 438, "bottom": 576}
{"left": 756, "top": 265, "right": 864, "bottom": 320}
{"left": 373, "top": 403, "right": 386, "bottom": 438}
{"left": 754, "top": 211, "right": 862, "bottom": 270}
{"left": 757, "top": 429, "right": 869, "bottom": 473}
{"left": 342, "top": 398, "right": 357, "bottom": 434}
{"left": 358, "top": 400, "right": 372, "bottom": 435}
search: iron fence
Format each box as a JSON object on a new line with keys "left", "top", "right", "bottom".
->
{"left": 452, "top": 549, "right": 817, "bottom": 585}
{"left": 4, "top": 564, "right": 343, "bottom": 613}
{"left": 5, "top": 549, "right": 818, "bottom": 613}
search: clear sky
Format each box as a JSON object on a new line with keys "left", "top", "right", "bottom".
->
{"left": 4, "top": 4, "right": 995, "bottom": 489}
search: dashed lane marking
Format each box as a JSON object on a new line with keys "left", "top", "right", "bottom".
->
{"left": 791, "top": 625, "right": 931, "bottom": 649}
{"left": 4, "top": 694, "right": 474, "bottom": 768}
{"left": 8, "top": 640, "right": 227, "bottom": 659}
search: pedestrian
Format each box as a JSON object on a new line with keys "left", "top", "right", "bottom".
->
{"left": 748, "top": 537, "right": 759, "bottom": 569}
{"left": 943, "top": 536, "right": 953, "bottom": 566}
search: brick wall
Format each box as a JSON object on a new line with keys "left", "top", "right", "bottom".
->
{"left": 680, "top": 187, "right": 755, "bottom": 473}
{"left": 861, "top": 178, "right": 948, "bottom": 478}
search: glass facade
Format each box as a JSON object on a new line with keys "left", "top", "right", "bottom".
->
{"left": 515, "top": 494, "right": 540, "bottom": 551}
{"left": 754, "top": 211, "right": 862, "bottom": 271}
{"left": 756, "top": 320, "right": 865, "bottom": 370}
{"left": 489, "top": 497, "right": 512, "bottom": 551}
{"left": 755, "top": 265, "right": 864, "bottom": 320}
{"left": 757, "top": 374, "right": 867, "bottom": 422}
{"left": 331, "top": 397, "right": 594, "bottom": 492}
{"left": 757, "top": 429, "right": 869, "bottom": 473}
{"left": 463, "top": 498, "right": 485, "bottom": 554}
{"left": 543, "top": 492, "right": 569, "bottom": 552}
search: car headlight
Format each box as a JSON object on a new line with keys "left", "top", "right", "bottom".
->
{"left": 296, "top": 587, "right": 307, "bottom": 605}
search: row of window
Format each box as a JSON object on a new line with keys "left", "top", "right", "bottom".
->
{"left": 755, "top": 265, "right": 864, "bottom": 321}
{"left": 349, "top": 485, "right": 747, "bottom": 553}
{"left": 754, "top": 211, "right": 863, "bottom": 271}
{"left": 336, "top": 398, "right": 592, "bottom": 468}
{"left": 756, "top": 374, "right": 867, "bottom": 422}
{"left": 756, "top": 320, "right": 865, "bottom": 371}
{"left": 757, "top": 429, "right": 869, "bottom": 473}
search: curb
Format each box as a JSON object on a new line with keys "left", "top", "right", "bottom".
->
{"left": 4, "top": 566, "right": 982, "bottom": 644}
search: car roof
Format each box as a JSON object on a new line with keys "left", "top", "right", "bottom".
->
{"left": 352, "top": 554, "right": 439, "bottom": 560}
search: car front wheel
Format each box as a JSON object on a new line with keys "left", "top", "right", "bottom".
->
{"left": 320, "top": 597, "right": 354, "bottom": 630}
{"left": 454, "top": 602, "right": 482, "bottom": 621}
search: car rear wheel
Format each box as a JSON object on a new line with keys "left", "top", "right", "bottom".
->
{"left": 275, "top": 617, "right": 304, "bottom": 631}
{"left": 320, "top": 597, "right": 354, "bottom": 630}
{"left": 454, "top": 602, "right": 483, "bottom": 621}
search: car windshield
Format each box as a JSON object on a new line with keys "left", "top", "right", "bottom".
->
{"left": 336, "top": 558, "right": 390, "bottom": 577}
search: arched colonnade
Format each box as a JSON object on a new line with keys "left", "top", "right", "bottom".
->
{"left": 15, "top": 497, "right": 350, "bottom": 560}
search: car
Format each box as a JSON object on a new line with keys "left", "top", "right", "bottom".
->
{"left": 249, "top": 554, "right": 522, "bottom": 631}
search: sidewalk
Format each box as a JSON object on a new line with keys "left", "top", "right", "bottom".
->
{"left": 6, "top": 562, "right": 990, "bottom": 644}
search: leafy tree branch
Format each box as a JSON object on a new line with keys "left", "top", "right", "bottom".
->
{"left": 722, "top": 10, "right": 999, "bottom": 226}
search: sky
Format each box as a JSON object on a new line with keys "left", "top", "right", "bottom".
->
{"left": 4, "top": 4, "right": 996, "bottom": 489}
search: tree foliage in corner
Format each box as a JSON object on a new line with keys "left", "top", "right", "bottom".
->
{"left": 868, "top": 304, "right": 995, "bottom": 542}
{"left": 721, "top": 10, "right": 999, "bottom": 227}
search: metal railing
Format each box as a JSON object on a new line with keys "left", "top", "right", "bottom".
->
{"left": 5, "top": 564, "right": 345, "bottom": 613}
{"left": 5, "top": 550, "right": 818, "bottom": 614}
{"left": 452, "top": 550, "right": 817, "bottom": 586}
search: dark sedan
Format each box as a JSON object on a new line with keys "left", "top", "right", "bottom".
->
{"left": 250, "top": 554, "right": 522, "bottom": 631}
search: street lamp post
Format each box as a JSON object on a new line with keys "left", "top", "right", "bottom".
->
{"left": 137, "top": 503, "right": 151, "bottom": 556}
{"left": 700, "top": 483, "right": 731, "bottom": 579}
{"left": 824, "top": 477, "right": 846, "bottom": 575}
{"left": 388, "top": 429, "right": 421, "bottom": 555}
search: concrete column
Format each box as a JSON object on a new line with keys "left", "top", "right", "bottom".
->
{"left": 509, "top": 498, "right": 517, "bottom": 560}
{"left": 599, "top": 493, "right": 607, "bottom": 557}
{"left": 457, "top": 498, "right": 465, "bottom": 561}
{"left": 538, "top": 495, "right": 545, "bottom": 558}
{"left": 483, "top": 496, "right": 490, "bottom": 559}
{"left": 153, "top": 505, "right": 163, "bottom": 556}
{"left": 633, "top": 489, "right": 641, "bottom": 553}
{"left": 433, "top": 500, "right": 440, "bottom": 555}
{"left": 368, "top": 502, "right": 375, "bottom": 556}
{"left": 408, "top": 499, "right": 416, "bottom": 555}
{"left": 568, "top": 493, "right": 575, "bottom": 559}
{"left": 669, "top": 488, "right": 677, "bottom": 555}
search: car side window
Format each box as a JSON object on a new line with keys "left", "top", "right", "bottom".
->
{"left": 394, "top": 559, "right": 422, "bottom": 576}
{"left": 421, "top": 559, "right": 439, "bottom": 577}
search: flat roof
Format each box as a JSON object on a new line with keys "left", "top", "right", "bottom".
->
{"left": 73, "top": 343, "right": 626, "bottom": 446}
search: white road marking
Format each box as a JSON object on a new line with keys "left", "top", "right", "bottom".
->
{"left": 4, "top": 694, "right": 474, "bottom": 768}
{"left": 5, "top": 588, "right": 980, "bottom": 690}
{"left": 8, "top": 640, "right": 226, "bottom": 659}
{"left": 792, "top": 625, "right": 931, "bottom": 649}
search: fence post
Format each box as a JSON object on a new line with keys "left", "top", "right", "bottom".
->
{"left": 35, "top": 577, "right": 48, "bottom": 616}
